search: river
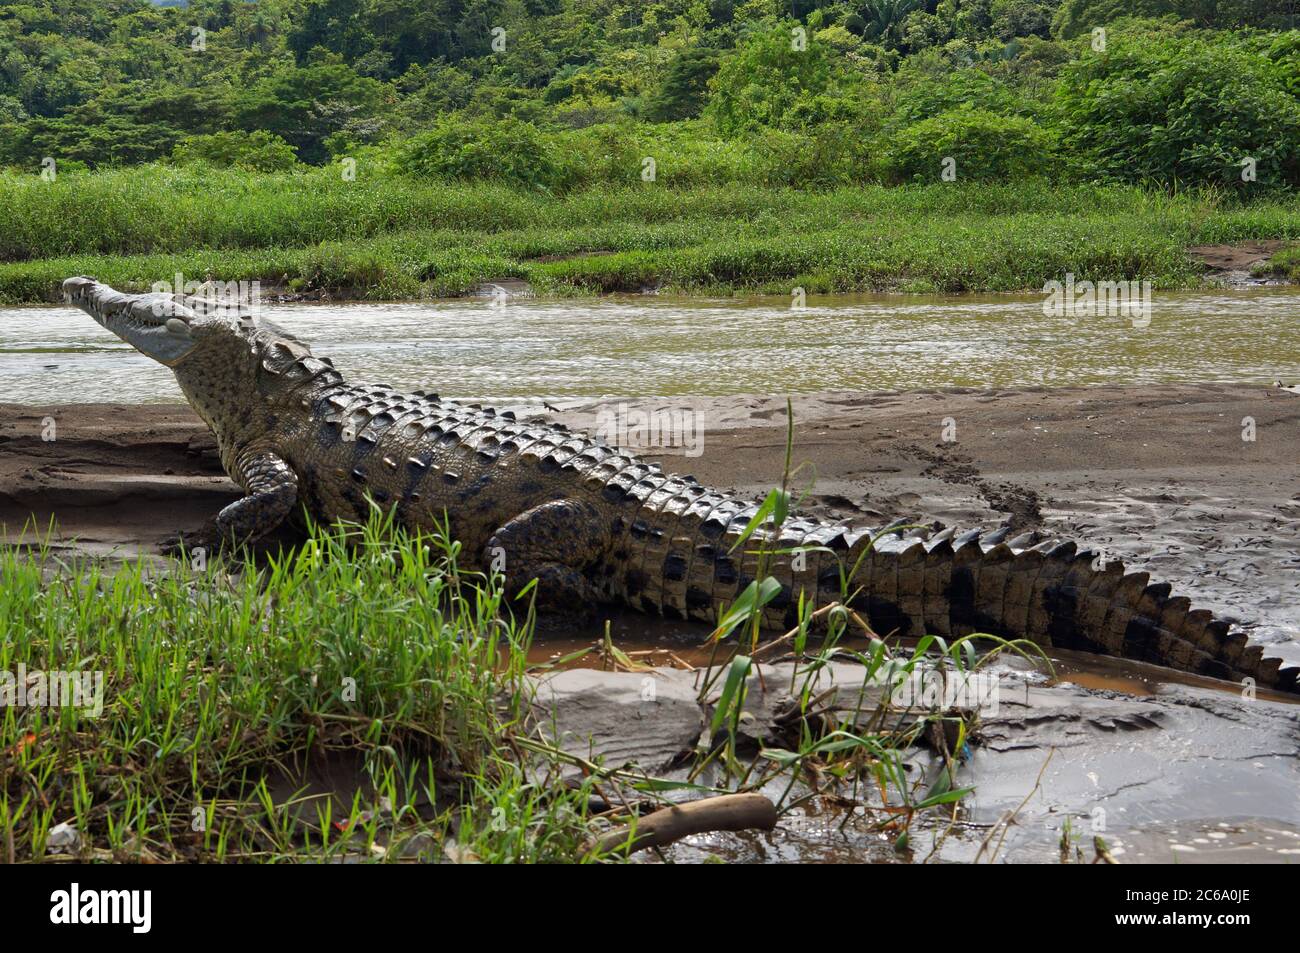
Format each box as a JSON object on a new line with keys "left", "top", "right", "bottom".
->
{"left": 2, "top": 288, "right": 1298, "bottom": 402}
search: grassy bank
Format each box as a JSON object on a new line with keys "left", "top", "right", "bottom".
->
{"left": 1256, "top": 244, "right": 1300, "bottom": 280}
{"left": 0, "top": 517, "right": 604, "bottom": 863}
{"left": 2, "top": 167, "right": 1299, "bottom": 303}
{"left": 1, "top": 505, "right": 1001, "bottom": 863}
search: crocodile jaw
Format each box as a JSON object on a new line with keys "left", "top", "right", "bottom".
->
{"left": 63, "top": 276, "right": 197, "bottom": 366}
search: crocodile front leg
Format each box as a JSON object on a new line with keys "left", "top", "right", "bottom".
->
{"left": 486, "top": 499, "right": 614, "bottom": 612}
{"left": 164, "top": 450, "right": 298, "bottom": 556}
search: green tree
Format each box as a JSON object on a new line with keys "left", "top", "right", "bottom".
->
{"left": 172, "top": 129, "right": 301, "bottom": 171}
{"left": 234, "top": 64, "right": 388, "bottom": 164}
{"left": 705, "top": 23, "right": 871, "bottom": 135}
{"left": 991, "top": 0, "right": 1058, "bottom": 39}
{"left": 1053, "top": 0, "right": 1298, "bottom": 38}
{"left": 0, "top": 82, "right": 234, "bottom": 166}
{"left": 645, "top": 47, "right": 720, "bottom": 121}
{"left": 860, "top": 0, "right": 924, "bottom": 46}
{"left": 287, "top": 0, "right": 374, "bottom": 65}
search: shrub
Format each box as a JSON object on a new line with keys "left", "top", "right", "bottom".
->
{"left": 549, "top": 123, "right": 761, "bottom": 189}
{"left": 748, "top": 124, "right": 884, "bottom": 186}
{"left": 172, "top": 131, "right": 300, "bottom": 172}
{"left": 887, "top": 66, "right": 1042, "bottom": 130}
{"left": 1055, "top": 30, "right": 1300, "bottom": 189}
{"left": 1052, "top": 0, "right": 1300, "bottom": 38}
{"left": 395, "top": 117, "right": 571, "bottom": 192}
{"left": 556, "top": 121, "right": 884, "bottom": 189}
{"left": 1052, "top": 0, "right": 1177, "bottom": 39}
{"left": 887, "top": 107, "right": 1058, "bottom": 181}
{"left": 558, "top": 123, "right": 644, "bottom": 186}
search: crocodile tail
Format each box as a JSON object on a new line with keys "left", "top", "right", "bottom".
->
{"left": 756, "top": 522, "right": 1297, "bottom": 694}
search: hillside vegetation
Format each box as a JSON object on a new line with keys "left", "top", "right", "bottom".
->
{"left": 1, "top": 1, "right": 1297, "bottom": 301}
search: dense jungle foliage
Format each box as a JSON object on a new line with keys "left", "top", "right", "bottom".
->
{"left": 1, "top": 0, "right": 1298, "bottom": 191}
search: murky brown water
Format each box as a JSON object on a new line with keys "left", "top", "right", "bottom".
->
{"left": 527, "top": 611, "right": 1300, "bottom": 704}
{"left": 3, "top": 288, "right": 1299, "bottom": 403}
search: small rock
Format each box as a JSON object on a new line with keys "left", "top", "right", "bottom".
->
{"left": 399, "top": 831, "right": 439, "bottom": 860}
{"left": 47, "top": 821, "right": 80, "bottom": 854}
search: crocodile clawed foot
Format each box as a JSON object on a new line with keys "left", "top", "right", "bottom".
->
{"left": 160, "top": 522, "right": 229, "bottom": 561}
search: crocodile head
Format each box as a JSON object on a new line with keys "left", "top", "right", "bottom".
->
{"left": 64, "top": 276, "right": 329, "bottom": 435}
{"left": 62, "top": 275, "right": 296, "bottom": 369}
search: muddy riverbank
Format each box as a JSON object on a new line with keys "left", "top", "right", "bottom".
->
{"left": 533, "top": 662, "right": 1300, "bottom": 863}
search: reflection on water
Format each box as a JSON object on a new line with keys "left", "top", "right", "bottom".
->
{"left": 2, "top": 289, "right": 1299, "bottom": 403}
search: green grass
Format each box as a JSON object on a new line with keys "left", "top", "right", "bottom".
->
{"left": 0, "top": 514, "right": 605, "bottom": 863}
{"left": 1255, "top": 243, "right": 1300, "bottom": 279}
{"left": 2, "top": 166, "right": 1299, "bottom": 303}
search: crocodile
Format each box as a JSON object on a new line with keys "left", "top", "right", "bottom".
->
{"left": 63, "top": 276, "right": 1298, "bottom": 694}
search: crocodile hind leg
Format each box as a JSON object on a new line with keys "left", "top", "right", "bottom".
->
{"left": 163, "top": 451, "right": 299, "bottom": 556}
{"left": 486, "top": 499, "right": 615, "bottom": 612}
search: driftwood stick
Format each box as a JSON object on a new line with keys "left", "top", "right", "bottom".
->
{"left": 593, "top": 793, "right": 778, "bottom": 856}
